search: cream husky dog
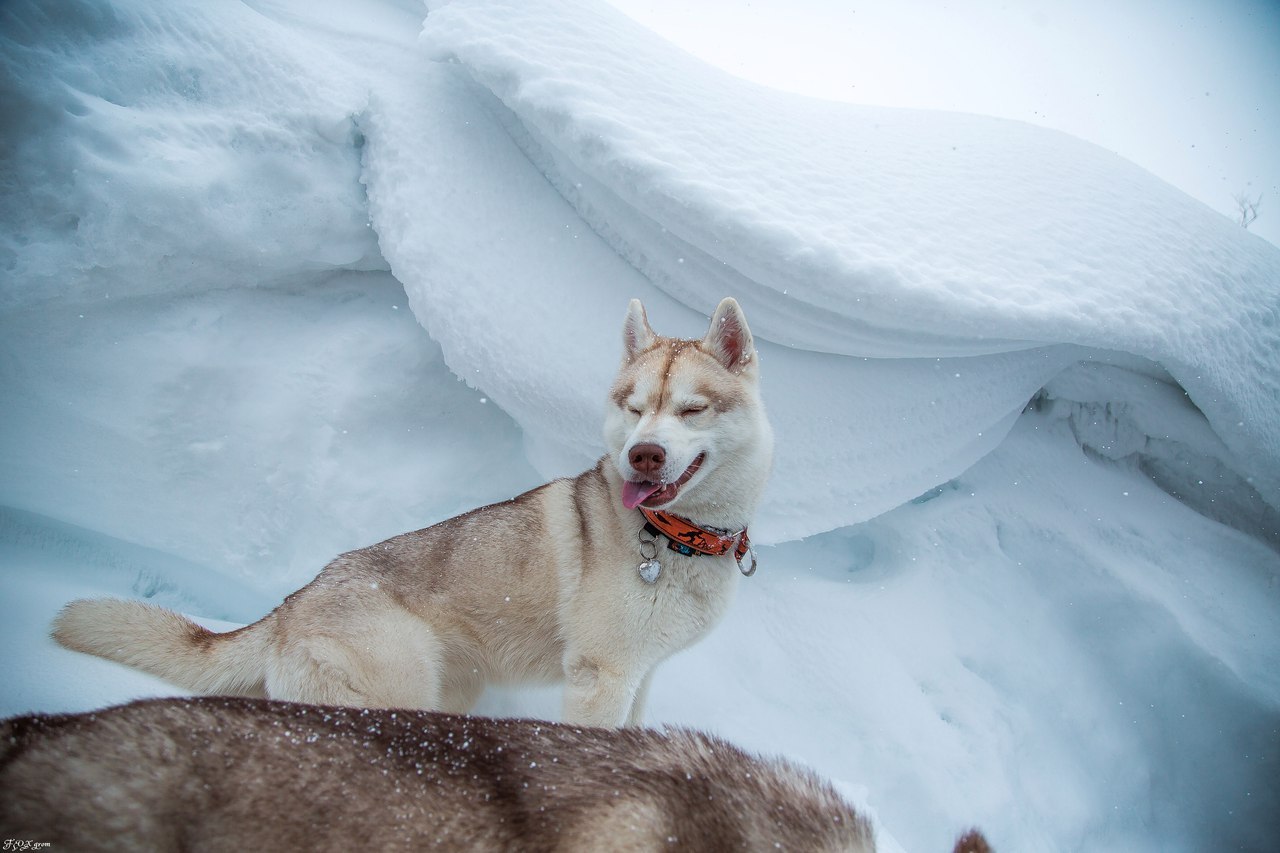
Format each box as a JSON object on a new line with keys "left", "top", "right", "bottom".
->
{"left": 53, "top": 298, "right": 773, "bottom": 727}
{"left": 0, "top": 697, "right": 993, "bottom": 852}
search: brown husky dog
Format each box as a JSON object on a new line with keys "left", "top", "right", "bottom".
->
{"left": 52, "top": 298, "right": 774, "bottom": 727}
{"left": 0, "top": 697, "right": 990, "bottom": 852}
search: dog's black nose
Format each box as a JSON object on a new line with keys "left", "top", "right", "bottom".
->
{"left": 629, "top": 443, "right": 666, "bottom": 477}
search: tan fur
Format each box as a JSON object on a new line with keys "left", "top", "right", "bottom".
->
{"left": 0, "top": 698, "right": 992, "bottom": 852}
{"left": 52, "top": 298, "right": 774, "bottom": 727}
{"left": 0, "top": 697, "right": 876, "bottom": 851}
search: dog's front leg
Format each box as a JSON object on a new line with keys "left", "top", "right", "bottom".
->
{"left": 562, "top": 655, "right": 641, "bottom": 727}
{"left": 624, "top": 668, "right": 655, "bottom": 727}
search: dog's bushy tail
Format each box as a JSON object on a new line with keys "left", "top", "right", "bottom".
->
{"left": 52, "top": 599, "right": 270, "bottom": 695}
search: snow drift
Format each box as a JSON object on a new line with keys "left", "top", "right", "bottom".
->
{"left": 2, "top": 1, "right": 1278, "bottom": 851}
{"left": 5, "top": 0, "right": 1278, "bottom": 549}
{"left": 393, "top": 0, "right": 1280, "bottom": 541}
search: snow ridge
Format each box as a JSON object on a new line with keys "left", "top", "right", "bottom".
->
{"left": 412, "top": 0, "right": 1280, "bottom": 521}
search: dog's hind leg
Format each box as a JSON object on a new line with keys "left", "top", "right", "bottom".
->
{"left": 563, "top": 654, "right": 644, "bottom": 727}
{"left": 266, "top": 608, "right": 448, "bottom": 710}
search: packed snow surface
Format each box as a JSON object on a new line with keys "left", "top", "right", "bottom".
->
{"left": 1, "top": 0, "right": 1278, "bottom": 851}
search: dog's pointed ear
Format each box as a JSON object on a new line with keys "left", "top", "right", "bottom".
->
{"left": 623, "top": 299, "right": 657, "bottom": 362}
{"left": 702, "top": 297, "right": 756, "bottom": 374}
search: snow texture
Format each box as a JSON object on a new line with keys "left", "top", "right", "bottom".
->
{"left": 405, "top": 0, "right": 1280, "bottom": 542}
{"left": 1, "top": 0, "right": 1278, "bottom": 851}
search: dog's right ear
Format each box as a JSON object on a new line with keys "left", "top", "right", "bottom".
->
{"left": 622, "top": 299, "right": 656, "bottom": 362}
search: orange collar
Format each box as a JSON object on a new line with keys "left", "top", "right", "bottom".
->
{"left": 640, "top": 507, "right": 756, "bottom": 576}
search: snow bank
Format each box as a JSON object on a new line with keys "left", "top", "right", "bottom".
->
{"left": 0, "top": 0, "right": 497, "bottom": 579}
{"left": 4, "top": 386, "right": 1275, "bottom": 853}
{"left": 386, "top": 0, "right": 1280, "bottom": 540}
{"left": 0, "top": 270, "right": 541, "bottom": 586}
{"left": 0, "top": 0, "right": 392, "bottom": 310}
{"left": 3, "top": 2, "right": 1278, "bottom": 851}
{"left": 7, "top": 0, "right": 1277, "bottom": 548}
{"left": 360, "top": 60, "right": 1089, "bottom": 542}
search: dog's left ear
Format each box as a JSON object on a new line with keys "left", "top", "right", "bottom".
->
{"left": 702, "top": 297, "right": 756, "bottom": 374}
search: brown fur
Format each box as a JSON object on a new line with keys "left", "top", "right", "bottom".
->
{"left": 0, "top": 697, "right": 877, "bottom": 852}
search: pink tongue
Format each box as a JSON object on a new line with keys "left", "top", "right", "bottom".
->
{"left": 622, "top": 480, "right": 663, "bottom": 510}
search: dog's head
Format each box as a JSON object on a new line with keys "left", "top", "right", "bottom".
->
{"left": 604, "top": 298, "right": 773, "bottom": 525}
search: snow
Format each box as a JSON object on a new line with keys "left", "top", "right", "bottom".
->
{"left": 2, "top": 1, "right": 1278, "bottom": 851}
{"left": 411, "top": 0, "right": 1280, "bottom": 537}
{"left": 602, "top": 0, "right": 1280, "bottom": 252}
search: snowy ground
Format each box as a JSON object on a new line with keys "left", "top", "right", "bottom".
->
{"left": 3, "top": 1, "right": 1279, "bottom": 851}
{"left": 3, "top": 275, "right": 1277, "bottom": 852}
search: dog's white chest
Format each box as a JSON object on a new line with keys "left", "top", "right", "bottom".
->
{"left": 638, "top": 557, "right": 737, "bottom": 643}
